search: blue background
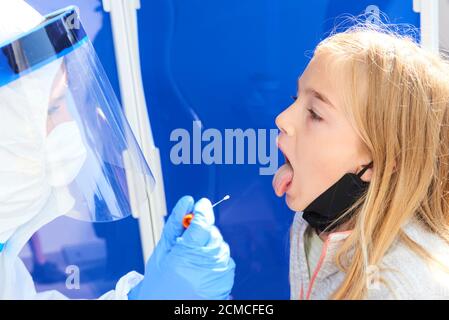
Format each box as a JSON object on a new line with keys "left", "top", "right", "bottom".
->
{"left": 26, "top": 0, "right": 419, "bottom": 299}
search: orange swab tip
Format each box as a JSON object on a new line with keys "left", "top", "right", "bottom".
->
{"left": 182, "top": 195, "right": 230, "bottom": 229}
{"left": 182, "top": 213, "right": 194, "bottom": 228}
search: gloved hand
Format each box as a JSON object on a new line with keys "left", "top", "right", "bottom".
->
{"left": 128, "top": 196, "right": 236, "bottom": 300}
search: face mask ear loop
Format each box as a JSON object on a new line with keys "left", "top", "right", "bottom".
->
{"left": 356, "top": 161, "right": 373, "bottom": 178}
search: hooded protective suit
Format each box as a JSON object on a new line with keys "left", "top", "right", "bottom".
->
{"left": 0, "top": 0, "right": 235, "bottom": 300}
{"left": 0, "top": 0, "right": 145, "bottom": 299}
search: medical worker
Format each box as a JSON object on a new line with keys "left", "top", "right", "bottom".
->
{"left": 0, "top": 0, "right": 235, "bottom": 299}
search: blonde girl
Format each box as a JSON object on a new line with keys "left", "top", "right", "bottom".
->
{"left": 273, "top": 23, "right": 449, "bottom": 299}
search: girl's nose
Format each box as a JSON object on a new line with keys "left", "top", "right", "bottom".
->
{"left": 275, "top": 111, "right": 295, "bottom": 137}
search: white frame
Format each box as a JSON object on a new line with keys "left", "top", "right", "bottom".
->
{"left": 413, "top": 0, "right": 440, "bottom": 53}
{"left": 102, "top": 0, "right": 167, "bottom": 262}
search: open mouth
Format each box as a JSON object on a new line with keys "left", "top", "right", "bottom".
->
{"left": 272, "top": 146, "right": 294, "bottom": 197}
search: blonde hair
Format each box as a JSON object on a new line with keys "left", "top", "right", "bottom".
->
{"left": 313, "top": 23, "right": 449, "bottom": 299}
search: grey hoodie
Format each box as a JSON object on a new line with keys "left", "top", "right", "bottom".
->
{"left": 290, "top": 212, "right": 449, "bottom": 299}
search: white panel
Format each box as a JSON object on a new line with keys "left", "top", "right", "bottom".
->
{"left": 102, "top": 0, "right": 167, "bottom": 262}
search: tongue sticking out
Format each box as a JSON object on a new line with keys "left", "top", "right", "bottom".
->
{"left": 273, "top": 162, "right": 293, "bottom": 197}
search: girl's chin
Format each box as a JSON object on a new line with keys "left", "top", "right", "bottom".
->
{"left": 285, "top": 193, "right": 301, "bottom": 212}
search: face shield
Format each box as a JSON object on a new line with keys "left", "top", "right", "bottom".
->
{"left": 0, "top": 6, "right": 155, "bottom": 230}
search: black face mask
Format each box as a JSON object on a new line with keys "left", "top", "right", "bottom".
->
{"left": 302, "top": 161, "right": 373, "bottom": 233}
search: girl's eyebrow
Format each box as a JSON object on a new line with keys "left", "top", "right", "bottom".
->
{"left": 297, "top": 78, "right": 335, "bottom": 109}
{"left": 308, "top": 89, "right": 335, "bottom": 110}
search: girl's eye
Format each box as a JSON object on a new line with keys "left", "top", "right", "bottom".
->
{"left": 307, "top": 108, "right": 322, "bottom": 122}
{"left": 291, "top": 95, "right": 322, "bottom": 121}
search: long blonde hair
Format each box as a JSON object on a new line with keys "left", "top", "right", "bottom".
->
{"left": 313, "top": 23, "right": 449, "bottom": 299}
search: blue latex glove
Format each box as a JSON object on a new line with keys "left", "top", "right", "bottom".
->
{"left": 128, "top": 196, "right": 236, "bottom": 300}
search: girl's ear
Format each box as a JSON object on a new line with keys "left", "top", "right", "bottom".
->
{"left": 360, "top": 168, "right": 372, "bottom": 182}
{"left": 358, "top": 162, "right": 373, "bottom": 182}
